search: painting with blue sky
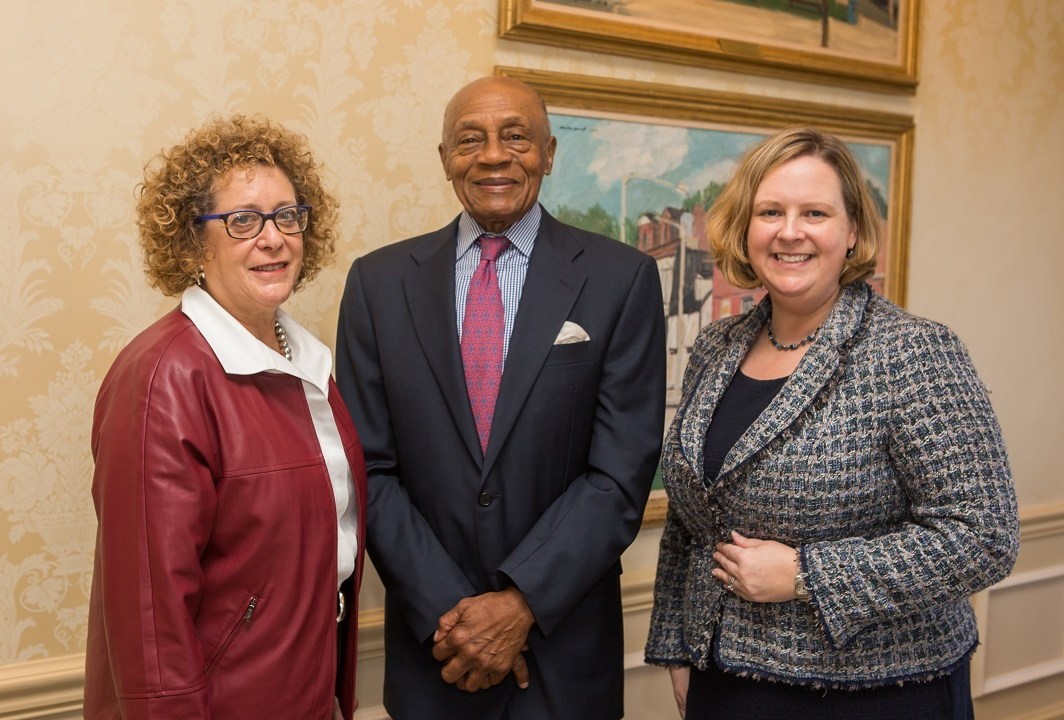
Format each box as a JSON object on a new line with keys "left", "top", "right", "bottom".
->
{"left": 539, "top": 109, "right": 895, "bottom": 420}
{"left": 508, "top": 68, "right": 911, "bottom": 516}
{"left": 539, "top": 110, "right": 892, "bottom": 245}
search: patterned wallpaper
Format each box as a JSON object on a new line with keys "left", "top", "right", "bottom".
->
{"left": 2, "top": 0, "right": 1062, "bottom": 669}
{"left": 0, "top": 0, "right": 497, "bottom": 667}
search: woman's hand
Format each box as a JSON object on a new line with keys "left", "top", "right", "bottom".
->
{"left": 712, "top": 531, "right": 799, "bottom": 603}
{"left": 668, "top": 665, "right": 690, "bottom": 718}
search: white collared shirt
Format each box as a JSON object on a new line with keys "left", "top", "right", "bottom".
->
{"left": 182, "top": 285, "right": 358, "bottom": 588}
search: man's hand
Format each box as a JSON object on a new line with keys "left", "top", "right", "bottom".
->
{"left": 431, "top": 586, "right": 535, "bottom": 692}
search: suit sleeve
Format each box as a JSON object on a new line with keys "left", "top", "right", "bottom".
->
{"left": 498, "top": 254, "right": 666, "bottom": 635}
{"left": 88, "top": 357, "right": 215, "bottom": 718}
{"left": 644, "top": 504, "right": 694, "bottom": 665}
{"left": 644, "top": 323, "right": 716, "bottom": 665}
{"left": 336, "top": 258, "right": 476, "bottom": 641}
{"left": 804, "top": 321, "right": 1019, "bottom": 649}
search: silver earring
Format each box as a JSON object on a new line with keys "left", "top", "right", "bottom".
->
{"left": 845, "top": 248, "right": 854, "bottom": 259}
{"left": 195, "top": 266, "right": 205, "bottom": 287}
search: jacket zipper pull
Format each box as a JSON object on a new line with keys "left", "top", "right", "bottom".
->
{"left": 243, "top": 597, "right": 257, "bottom": 624}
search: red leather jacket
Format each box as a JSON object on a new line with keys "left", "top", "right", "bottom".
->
{"left": 84, "top": 308, "right": 367, "bottom": 719}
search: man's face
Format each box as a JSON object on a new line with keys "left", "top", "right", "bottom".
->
{"left": 439, "top": 78, "right": 557, "bottom": 234}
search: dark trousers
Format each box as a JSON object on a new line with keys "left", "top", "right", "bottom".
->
{"left": 686, "top": 657, "right": 974, "bottom": 720}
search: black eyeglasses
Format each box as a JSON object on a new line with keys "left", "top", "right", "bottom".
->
{"left": 196, "top": 204, "right": 311, "bottom": 239}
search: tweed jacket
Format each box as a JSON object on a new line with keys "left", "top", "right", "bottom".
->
{"left": 645, "top": 282, "right": 1018, "bottom": 688}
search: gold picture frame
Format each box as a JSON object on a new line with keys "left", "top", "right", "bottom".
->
{"left": 495, "top": 67, "right": 914, "bottom": 525}
{"left": 499, "top": 0, "right": 920, "bottom": 94}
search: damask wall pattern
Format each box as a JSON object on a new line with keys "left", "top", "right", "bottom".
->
{"left": 2, "top": 0, "right": 1063, "bottom": 703}
{"left": 0, "top": 0, "right": 495, "bottom": 666}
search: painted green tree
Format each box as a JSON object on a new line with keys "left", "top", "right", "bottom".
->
{"left": 553, "top": 203, "right": 620, "bottom": 241}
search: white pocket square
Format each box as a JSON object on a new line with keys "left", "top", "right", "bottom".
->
{"left": 554, "top": 321, "right": 590, "bottom": 345}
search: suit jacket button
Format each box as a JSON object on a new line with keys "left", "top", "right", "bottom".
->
{"left": 477, "top": 492, "right": 493, "bottom": 507}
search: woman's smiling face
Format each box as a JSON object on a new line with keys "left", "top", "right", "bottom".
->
{"left": 746, "top": 154, "right": 857, "bottom": 316}
{"left": 200, "top": 164, "right": 303, "bottom": 332}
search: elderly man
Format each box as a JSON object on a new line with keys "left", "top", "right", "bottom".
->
{"left": 336, "top": 75, "right": 665, "bottom": 720}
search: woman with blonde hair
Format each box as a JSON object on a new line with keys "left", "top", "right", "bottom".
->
{"left": 646, "top": 127, "right": 1017, "bottom": 719}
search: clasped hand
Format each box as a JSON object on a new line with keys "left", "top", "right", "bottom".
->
{"left": 431, "top": 586, "right": 534, "bottom": 692}
{"left": 711, "top": 530, "right": 799, "bottom": 603}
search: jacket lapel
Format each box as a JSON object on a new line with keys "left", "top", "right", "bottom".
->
{"left": 677, "top": 310, "right": 761, "bottom": 486}
{"left": 714, "top": 283, "right": 870, "bottom": 486}
{"left": 402, "top": 220, "right": 485, "bottom": 465}
{"left": 715, "top": 350, "right": 838, "bottom": 483}
{"left": 482, "top": 214, "right": 586, "bottom": 475}
{"left": 675, "top": 283, "right": 871, "bottom": 490}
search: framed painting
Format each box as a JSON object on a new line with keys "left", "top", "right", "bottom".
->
{"left": 499, "top": 0, "right": 920, "bottom": 94}
{"left": 495, "top": 67, "right": 914, "bottom": 524}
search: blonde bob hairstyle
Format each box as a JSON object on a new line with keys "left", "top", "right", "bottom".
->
{"left": 136, "top": 114, "right": 339, "bottom": 296}
{"left": 707, "top": 126, "right": 882, "bottom": 290}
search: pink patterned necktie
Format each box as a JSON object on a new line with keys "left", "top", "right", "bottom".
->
{"left": 462, "top": 234, "right": 510, "bottom": 455}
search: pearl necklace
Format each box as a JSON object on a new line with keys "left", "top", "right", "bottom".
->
{"left": 766, "top": 320, "right": 819, "bottom": 351}
{"left": 274, "top": 320, "right": 292, "bottom": 361}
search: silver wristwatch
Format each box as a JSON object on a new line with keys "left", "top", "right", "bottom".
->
{"left": 794, "top": 572, "right": 811, "bottom": 603}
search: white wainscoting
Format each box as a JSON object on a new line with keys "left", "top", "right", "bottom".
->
{"left": 971, "top": 503, "right": 1064, "bottom": 701}
{"left": 4, "top": 504, "right": 1063, "bottom": 720}
{"left": 972, "top": 564, "right": 1064, "bottom": 695}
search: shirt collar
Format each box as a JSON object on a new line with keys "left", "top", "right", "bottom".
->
{"left": 181, "top": 284, "right": 333, "bottom": 394}
{"left": 456, "top": 204, "right": 541, "bottom": 260}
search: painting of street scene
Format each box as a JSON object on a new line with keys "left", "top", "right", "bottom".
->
{"left": 535, "top": 0, "right": 905, "bottom": 63}
{"left": 538, "top": 111, "right": 892, "bottom": 406}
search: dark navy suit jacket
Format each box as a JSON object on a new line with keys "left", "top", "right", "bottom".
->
{"left": 336, "top": 209, "right": 665, "bottom": 720}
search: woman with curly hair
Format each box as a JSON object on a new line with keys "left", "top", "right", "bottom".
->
{"left": 85, "top": 115, "right": 366, "bottom": 720}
